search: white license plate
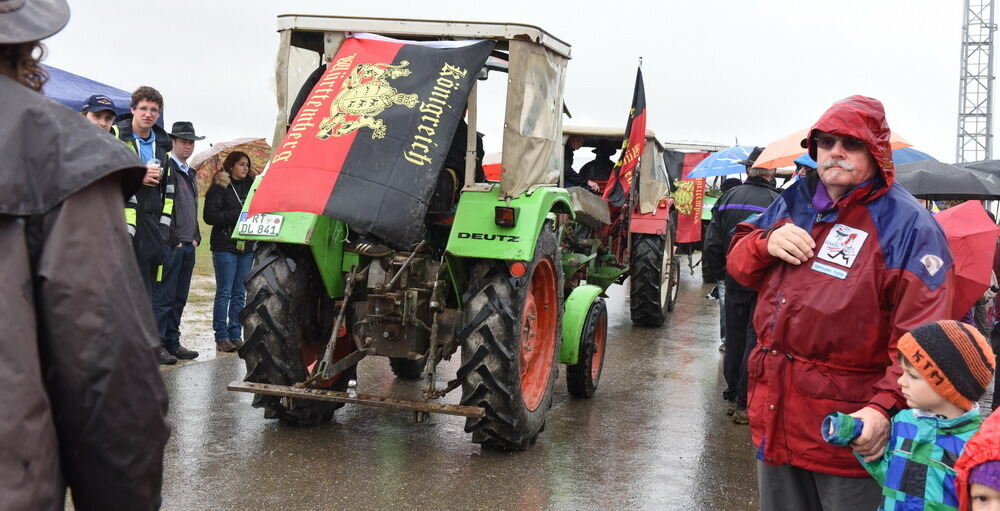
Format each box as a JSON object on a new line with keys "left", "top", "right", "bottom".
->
{"left": 238, "top": 213, "right": 284, "bottom": 237}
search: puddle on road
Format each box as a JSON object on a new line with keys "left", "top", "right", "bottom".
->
{"left": 161, "top": 274, "right": 238, "bottom": 369}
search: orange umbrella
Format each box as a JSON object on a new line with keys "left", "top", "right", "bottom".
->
{"left": 753, "top": 128, "right": 912, "bottom": 169}
{"left": 190, "top": 138, "right": 271, "bottom": 196}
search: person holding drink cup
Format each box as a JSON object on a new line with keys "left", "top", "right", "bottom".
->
{"left": 145, "top": 157, "right": 161, "bottom": 185}
{"left": 112, "top": 86, "right": 180, "bottom": 364}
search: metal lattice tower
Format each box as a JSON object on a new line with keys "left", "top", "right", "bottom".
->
{"left": 957, "top": 0, "right": 996, "bottom": 163}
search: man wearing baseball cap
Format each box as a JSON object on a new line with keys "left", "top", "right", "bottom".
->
{"left": 80, "top": 93, "right": 116, "bottom": 131}
{"left": 0, "top": 0, "right": 169, "bottom": 508}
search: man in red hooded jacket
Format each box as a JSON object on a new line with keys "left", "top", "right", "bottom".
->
{"left": 726, "top": 96, "right": 955, "bottom": 509}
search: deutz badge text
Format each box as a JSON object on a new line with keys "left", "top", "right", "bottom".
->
{"left": 458, "top": 232, "right": 520, "bottom": 242}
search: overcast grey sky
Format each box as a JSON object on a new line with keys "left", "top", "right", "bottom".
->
{"left": 45, "top": 1, "right": 963, "bottom": 162}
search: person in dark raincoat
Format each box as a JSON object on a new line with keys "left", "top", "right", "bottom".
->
{"left": 727, "top": 96, "right": 954, "bottom": 510}
{"left": 702, "top": 152, "right": 780, "bottom": 425}
{"left": 0, "top": 1, "right": 170, "bottom": 509}
{"left": 580, "top": 139, "right": 617, "bottom": 183}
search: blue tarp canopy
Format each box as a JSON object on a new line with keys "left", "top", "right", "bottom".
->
{"left": 41, "top": 64, "right": 132, "bottom": 117}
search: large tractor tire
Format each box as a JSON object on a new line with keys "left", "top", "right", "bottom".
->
{"left": 566, "top": 298, "right": 608, "bottom": 398}
{"left": 458, "top": 225, "right": 563, "bottom": 450}
{"left": 389, "top": 357, "right": 427, "bottom": 380}
{"left": 239, "top": 243, "right": 353, "bottom": 426}
{"left": 629, "top": 230, "right": 676, "bottom": 327}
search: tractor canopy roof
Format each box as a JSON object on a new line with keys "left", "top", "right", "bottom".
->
{"left": 277, "top": 14, "right": 571, "bottom": 57}
{"left": 273, "top": 14, "right": 571, "bottom": 199}
{"left": 562, "top": 125, "right": 671, "bottom": 214}
{"left": 563, "top": 125, "right": 663, "bottom": 150}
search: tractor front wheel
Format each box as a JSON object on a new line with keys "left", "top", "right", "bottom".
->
{"left": 239, "top": 243, "right": 353, "bottom": 426}
{"left": 566, "top": 298, "right": 607, "bottom": 398}
{"left": 458, "top": 225, "right": 563, "bottom": 450}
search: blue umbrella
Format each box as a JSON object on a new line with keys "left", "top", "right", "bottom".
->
{"left": 794, "top": 153, "right": 817, "bottom": 169}
{"left": 892, "top": 147, "right": 935, "bottom": 164}
{"left": 687, "top": 145, "right": 755, "bottom": 178}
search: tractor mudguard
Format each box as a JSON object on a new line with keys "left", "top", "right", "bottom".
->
{"left": 446, "top": 185, "right": 573, "bottom": 261}
{"left": 630, "top": 201, "right": 673, "bottom": 235}
{"left": 560, "top": 284, "right": 603, "bottom": 364}
{"left": 232, "top": 177, "right": 353, "bottom": 298}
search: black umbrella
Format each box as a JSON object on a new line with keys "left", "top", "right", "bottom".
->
{"left": 962, "top": 159, "right": 1000, "bottom": 175}
{"left": 895, "top": 160, "right": 1000, "bottom": 200}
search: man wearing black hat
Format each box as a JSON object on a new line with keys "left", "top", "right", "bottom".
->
{"left": 0, "top": 0, "right": 169, "bottom": 508}
{"left": 564, "top": 135, "right": 599, "bottom": 192}
{"left": 580, "top": 139, "right": 617, "bottom": 191}
{"left": 702, "top": 146, "right": 780, "bottom": 424}
{"left": 80, "top": 93, "right": 117, "bottom": 131}
{"left": 152, "top": 121, "right": 205, "bottom": 363}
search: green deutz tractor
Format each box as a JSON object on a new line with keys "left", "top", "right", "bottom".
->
{"left": 228, "top": 15, "right": 674, "bottom": 450}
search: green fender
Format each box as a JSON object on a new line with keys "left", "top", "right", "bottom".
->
{"left": 446, "top": 185, "right": 573, "bottom": 261}
{"left": 231, "top": 177, "right": 330, "bottom": 247}
{"left": 560, "top": 284, "right": 604, "bottom": 364}
{"left": 231, "top": 177, "right": 356, "bottom": 298}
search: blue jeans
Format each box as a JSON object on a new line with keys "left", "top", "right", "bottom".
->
{"left": 212, "top": 251, "right": 253, "bottom": 342}
{"left": 153, "top": 243, "right": 196, "bottom": 350}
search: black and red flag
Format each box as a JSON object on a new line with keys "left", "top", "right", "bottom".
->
{"left": 603, "top": 67, "right": 647, "bottom": 207}
{"left": 249, "top": 34, "right": 495, "bottom": 248}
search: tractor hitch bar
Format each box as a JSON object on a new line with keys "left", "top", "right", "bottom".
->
{"left": 228, "top": 381, "right": 486, "bottom": 419}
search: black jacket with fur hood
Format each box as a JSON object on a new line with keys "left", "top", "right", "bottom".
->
{"left": 203, "top": 170, "right": 255, "bottom": 253}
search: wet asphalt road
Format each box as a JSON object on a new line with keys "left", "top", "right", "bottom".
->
{"left": 159, "top": 255, "right": 759, "bottom": 510}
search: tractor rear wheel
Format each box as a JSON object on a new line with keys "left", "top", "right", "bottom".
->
{"left": 458, "top": 225, "right": 563, "bottom": 450}
{"left": 566, "top": 298, "right": 607, "bottom": 398}
{"left": 629, "top": 230, "right": 675, "bottom": 327}
{"left": 239, "top": 243, "right": 353, "bottom": 426}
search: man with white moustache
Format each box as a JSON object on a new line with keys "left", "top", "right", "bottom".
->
{"left": 726, "top": 95, "right": 955, "bottom": 510}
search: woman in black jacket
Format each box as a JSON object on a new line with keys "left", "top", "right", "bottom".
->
{"left": 203, "top": 151, "right": 255, "bottom": 353}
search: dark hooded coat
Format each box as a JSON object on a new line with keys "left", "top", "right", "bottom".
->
{"left": 0, "top": 74, "right": 170, "bottom": 510}
{"left": 702, "top": 175, "right": 780, "bottom": 286}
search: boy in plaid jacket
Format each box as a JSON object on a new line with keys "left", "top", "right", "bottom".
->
{"left": 823, "top": 320, "right": 996, "bottom": 510}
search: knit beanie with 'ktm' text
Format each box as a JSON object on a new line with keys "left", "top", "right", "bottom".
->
{"left": 897, "top": 320, "right": 995, "bottom": 411}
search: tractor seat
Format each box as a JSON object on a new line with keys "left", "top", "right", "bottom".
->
{"left": 566, "top": 187, "right": 611, "bottom": 229}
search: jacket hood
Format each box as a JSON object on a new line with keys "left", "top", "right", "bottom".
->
{"left": 213, "top": 170, "right": 231, "bottom": 187}
{"left": 955, "top": 411, "right": 1000, "bottom": 510}
{"left": 213, "top": 170, "right": 253, "bottom": 188}
{"left": 745, "top": 175, "right": 778, "bottom": 189}
{"left": 0, "top": 75, "right": 144, "bottom": 215}
{"left": 805, "top": 95, "right": 895, "bottom": 194}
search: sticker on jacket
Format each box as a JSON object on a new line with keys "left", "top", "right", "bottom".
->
{"left": 920, "top": 254, "right": 944, "bottom": 276}
{"left": 811, "top": 261, "right": 848, "bottom": 279}
{"left": 817, "top": 224, "right": 868, "bottom": 268}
